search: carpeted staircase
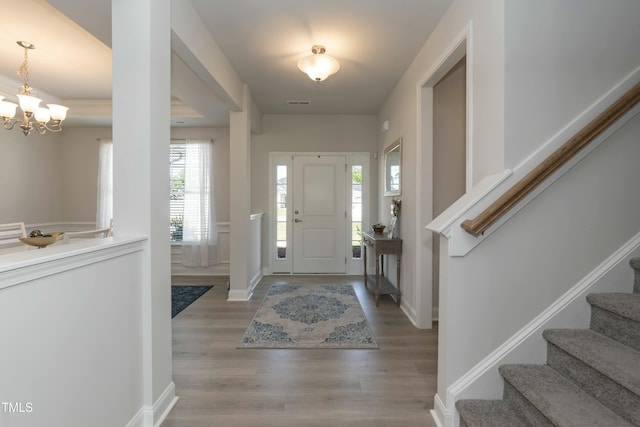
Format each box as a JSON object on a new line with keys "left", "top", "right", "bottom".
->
{"left": 456, "top": 257, "right": 640, "bottom": 427}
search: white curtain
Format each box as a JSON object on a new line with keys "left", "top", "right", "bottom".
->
{"left": 96, "top": 139, "right": 113, "bottom": 230}
{"left": 182, "top": 139, "right": 217, "bottom": 267}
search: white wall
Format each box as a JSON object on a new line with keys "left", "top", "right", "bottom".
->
{"left": 0, "top": 130, "right": 63, "bottom": 224}
{"left": 60, "top": 127, "right": 109, "bottom": 223}
{"left": 421, "top": 0, "right": 640, "bottom": 425}
{"left": 377, "top": 0, "right": 505, "bottom": 327}
{"left": 504, "top": 0, "right": 640, "bottom": 168}
{"left": 252, "top": 114, "right": 378, "bottom": 268}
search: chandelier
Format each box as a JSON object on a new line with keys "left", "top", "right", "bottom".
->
{"left": 297, "top": 45, "right": 340, "bottom": 82}
{"left": 0, "top": 41, "right": 69, "bottom": 136}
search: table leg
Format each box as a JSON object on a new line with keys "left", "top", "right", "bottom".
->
{"left": 375, "top": 253, "right": 380, "bottom": 307}
{"left": 363, "top": 238, "right": 368, "bottom": 288}
{"left": 396, "top": 254, "right": 401, "bottom": 306}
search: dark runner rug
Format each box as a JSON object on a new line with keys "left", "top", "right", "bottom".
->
{"left": 171, "top": 285, "right": 213, "bottom": 318}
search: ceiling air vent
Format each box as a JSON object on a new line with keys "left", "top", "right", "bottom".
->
{"left": 287, "top": 100, "right": 310, "bottom": 105}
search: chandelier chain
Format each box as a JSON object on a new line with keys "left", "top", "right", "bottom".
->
{"left": 17, "top": 46, "right": 33, "bottom": 95}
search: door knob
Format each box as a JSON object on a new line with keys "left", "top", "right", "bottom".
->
{"left": 294, "top": 218, "right": 303, "bottom": 223}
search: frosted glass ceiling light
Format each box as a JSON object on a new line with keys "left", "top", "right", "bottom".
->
{"left": 297, "top": 45, "right": 340, "bottom": 82}
{"left": 0, "top": 41, "right": 69, "bottom": 136}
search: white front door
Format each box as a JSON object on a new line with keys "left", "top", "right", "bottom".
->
{"left": 292, "top": 155, "right": 346, "bottom": 273}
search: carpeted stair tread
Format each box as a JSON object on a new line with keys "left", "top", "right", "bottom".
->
{"left": 543, "top": 328, "right": 640, "bottom": 395}
{"left": 456, "top": 400, "right": 527, "bottom": 427}
{"left": 499, "top": 364, "right": 634, "bottom": 427}
{"left": 586, "top": 293, "right": 640, "bottom": 322}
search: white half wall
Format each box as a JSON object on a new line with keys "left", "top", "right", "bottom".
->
{"left": 0, "top": 238, "right": 147, "bottom": 427}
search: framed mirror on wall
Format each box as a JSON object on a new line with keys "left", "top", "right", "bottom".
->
{"left": 384, "top": 138, "right": 402, "bottom": 196}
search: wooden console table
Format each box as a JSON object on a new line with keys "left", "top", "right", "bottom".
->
{"left": 362, "top": 230, "right": 402, "bottom": 307}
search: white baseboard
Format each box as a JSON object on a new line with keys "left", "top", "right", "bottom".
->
{"left": 171, "top": 263, "right": 230, "bottom": 276}
{"left": 152, "top": 382, "right": 178, "bottom": 427}
{"left": 432, "top": 393, "right": 451, "bottom": 427}
{"left": 401, "top": 301, "right": 439, "bottom": 329}
{"left": 401, "top": 301, "right": 419, "bottom": 328}
{"left": 227, "top": 289, "right": 251, "bottom": 301}
{"left": 125, "top": 382, "right": 178, "bottom": 427}
{"left": 227, "top": 269, "right": 263, "bottom": 301}
{"left": 125, "top": 407, "right": 145, "bottom": 427}
{"left": 249, "top": 269, "right": 263, "bottom": 296}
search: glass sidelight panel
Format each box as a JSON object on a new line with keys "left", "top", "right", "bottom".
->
{"left": 352, "top": 165, "right": 362, "bottom": 258}
{"left": 276, "top": 165, "right": 287, "bottom": 259}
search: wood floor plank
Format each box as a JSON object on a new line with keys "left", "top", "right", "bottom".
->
{"left": 163, "top": 275, "right": 438, "bottom": 427}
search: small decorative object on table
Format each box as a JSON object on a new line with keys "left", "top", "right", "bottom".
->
{"left": 19, "top": 230, "right": 64, "bottom": 248}
{"left": 371, "top": 223, "right": 386, "bottom": 234}
{"left": 387, "top": 199, "right": 401, "bottom": 238}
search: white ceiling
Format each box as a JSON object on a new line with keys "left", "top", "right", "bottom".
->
{"left": 0, "top": 0, "right": 453, "bottom": 128}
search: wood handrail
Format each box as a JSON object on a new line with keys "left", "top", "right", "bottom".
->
{"left": 461, "top": 81, "right": 640, "bottom": 236}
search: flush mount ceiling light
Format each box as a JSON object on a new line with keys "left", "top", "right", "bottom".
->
{"left": 297, "top": 45, "right": 340, "bottom": 82}
{"left": 0, "top": 41, "right": 69, "bottom": 136}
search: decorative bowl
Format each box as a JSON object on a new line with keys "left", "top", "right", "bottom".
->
{"left": 371, "top": 224, "right": 386, "bottom": 234}
{"left": 19, "top": 232, "right": 64, "bottom": 248}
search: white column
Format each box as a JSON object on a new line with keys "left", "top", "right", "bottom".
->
{"left": 112, "top": 0, "right": 175, "bottom": 422}
{"left": 229, "top": 85, "right": 252, "bottom": 301}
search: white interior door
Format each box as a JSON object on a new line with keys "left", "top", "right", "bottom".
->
{"left": 292, "top": 155, "right": 346, "bottom": 273}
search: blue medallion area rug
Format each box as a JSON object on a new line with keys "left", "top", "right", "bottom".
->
{"left": 171, "top": 285, "right": 213, "bottom": 318}
{"left": 238, "top": 284, "right": 378, "bottom": 349}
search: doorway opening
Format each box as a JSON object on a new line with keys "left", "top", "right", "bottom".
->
{"left": 416, "top": 27, "right": 471, "bottom": 328}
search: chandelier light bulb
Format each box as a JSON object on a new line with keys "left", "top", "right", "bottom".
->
{"left": 35, "top": 107, "right": 51, "bottom": 123}
{"left": 0, "top": 100, "right": 18, "bottom": 119}
{"left": 17, "top": 94, "right": 41, "bottom": 114}
{"left": 47, "top": 104, "right": 69, "bottom": 121}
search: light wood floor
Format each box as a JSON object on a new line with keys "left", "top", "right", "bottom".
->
{"left": 162, "top": 275, "right": 438, "bottom": 427}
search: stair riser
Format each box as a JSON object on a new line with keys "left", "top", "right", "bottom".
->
{"left": 502, "top": 381, "right": 554, "bottom": 427}
{"left": 590, "top": 306, "right": 640, "bottom": 351}
{"left": 630, "top": 258, "right": 640, "bottom": 294}
{"left": 456, "top": 400, "right": 527, "bottom": 426}
{"left": 547, "top": 343, "right": 640, "bottom": 426}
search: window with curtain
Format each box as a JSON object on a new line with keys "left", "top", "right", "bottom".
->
{"left": 171, "top": 139, "right": 217, "bottom": 267}
{"left": 96, "top": 139, "right": 113, "bottom": 229}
